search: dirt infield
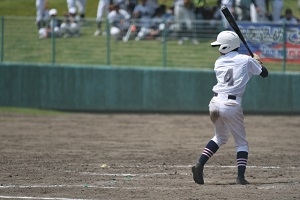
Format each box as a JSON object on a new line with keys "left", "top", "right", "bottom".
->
{"left": 0, "top": 113, "right": 299, "bottom": 200}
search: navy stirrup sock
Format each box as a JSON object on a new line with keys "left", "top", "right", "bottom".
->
{"left": 237, "top": 151, "right": 248, "bottom": 178}
{"left": 198, "top": 140, "right": 219, "bottom": 166}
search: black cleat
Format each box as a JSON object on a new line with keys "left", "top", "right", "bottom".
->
{"left": 192, "top": 164, "right": 204, "bottom": 184}
{"left": 236, "top": 177, "right": 250, "bottom": 185}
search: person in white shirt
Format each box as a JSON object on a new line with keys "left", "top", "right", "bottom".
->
{"left": 132, "top": 0, "right": 156, "bottom": 41}
{"left": 191, "top": 31, "right": 268, "bottom": 185}
{"left": 107, "top": 4, "right": 131, "bottom": 40}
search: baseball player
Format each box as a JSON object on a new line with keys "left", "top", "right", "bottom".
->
{"left": 66, "top": 0, "right": 87, "bottom": 21}
{"left": 192, "top": 31, "right": 268, "bottom": 185}
{"left": 267, "top": 0, "right": 283, "bottom": 21}
{"left": 60, "top": 7, "right": 81, "bottom": 37}
{"left": 173, "top": 0, "right": 199, "bottom": 45}
{"left": 36, "top": 0, "right": 49, "bottom": 29}
{"left": 250, "top": 0, "right": 269, "bottom": 23}
{"left": 94, "top": 0, "right": 111, "bottom": 36}
{"left": 107, "top": 4, "right": 131, "bottom": 40}
{"left": 219, "top": 0, "right": 236, "bottom": 29}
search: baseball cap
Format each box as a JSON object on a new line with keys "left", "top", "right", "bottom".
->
{"left": 68, "top": 7, "right": 77, "bottom": 14}
{"left": 49, "top": 9, "right": 57, "bottom": 16}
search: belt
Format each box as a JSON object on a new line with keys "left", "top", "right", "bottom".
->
{"left": 214, "top": 93, "right": 236, "bottom": 100}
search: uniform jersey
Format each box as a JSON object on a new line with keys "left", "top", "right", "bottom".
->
{"left": 212, "top": 51, "right": 262, "bottom": 97}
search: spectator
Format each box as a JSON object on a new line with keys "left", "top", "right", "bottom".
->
{"left": 112, "top": 0, "right": 131, "bottom": 11}
{"left": 146, "top": 5, "right": 167, "bottom": 40}
{"left": 132, "top": 0, "right": 156, "bottom": 41}
{"left": 250, "top": 0, "right": 269, "bottom": 23}
{"left": 36, "top": 0, "right": 49, "bottom": 30}
{"left": 219, "top": 0, "right": 236, "bottom": 29}
{"left": 38, "top": 8, "right": 63, "bottom": 39}
{"left": 236, "top": 0, "right": 259, "bottom": 21}
{"left": 267, "top": 0, "right": 283, "bottom": 21}
{"left": 173, "top": 0, "right": 199, "bottom": 45}
{"left": 94, "top": 0, "right": 111, "bottom": 36}
{"left": 280, "top": 8, "right": 299, "bottom": 24}
{"left": 66, "top": 0, "right": 86, "bottom": 22}
{"left": 107, "top": 4, "right": 131, "bottom": 41}
{"left": 60, "top": 7, "right": 81, "bottom": 37}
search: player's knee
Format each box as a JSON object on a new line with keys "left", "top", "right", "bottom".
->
{"left": 212, "top": 136, "right": 228, "bottom": 147}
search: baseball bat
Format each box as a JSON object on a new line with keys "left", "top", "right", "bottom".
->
{"left": 221, "top": 6, "right": 254, "bottom": 57}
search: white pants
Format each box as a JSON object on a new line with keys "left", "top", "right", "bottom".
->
{"left": 250, "top": 1, "right": 267, "bottom": 23}
{"left": 36, "top": 0, "right": 47, "bottom": 22}
{"left": 96, "top": 0, "right": 110, "bottom": 22}
{"left": 271, "top": 0, "right": 283, "bottom": 21}
{"left": 174, "top": 5, "right": 195, "bottom": 31}
{"left": 209, "top": 95, "right": 248, "bottom": 152}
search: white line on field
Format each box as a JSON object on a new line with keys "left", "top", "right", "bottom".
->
{"left": 0, "top": 184, "right": 96, "bottom": 189}
{"left": 0, "top": 196, "right": 94, "bottom": 200}
{"left": 89, "top": 164, "right": 284, "bottom": 169}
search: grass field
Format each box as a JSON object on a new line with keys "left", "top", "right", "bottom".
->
{"left": 0, "top": 0, "right": 299, "bottom": 71}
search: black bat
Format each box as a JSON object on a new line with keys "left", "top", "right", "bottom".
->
{"left": 221, "top": 6, "right": 254, "bottom": 57}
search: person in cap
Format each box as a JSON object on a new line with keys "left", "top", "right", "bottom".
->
{"left": 60, "top": 7, "right": 81, "bottom": 37}
{"left": 38, "top": 8, "right": 62, "bottom": 38}
{"left": 66, "top": 0, "right": 86, "bottom": 22}
{"left": 191, "top": 31, "right": 268, "bottom": 185}
{"left": 107, "top": 3, "right": 131, "bottom": 41}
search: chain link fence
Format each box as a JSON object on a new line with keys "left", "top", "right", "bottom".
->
{"left": 0, "top": 16, "right": 299, "bottom": 71}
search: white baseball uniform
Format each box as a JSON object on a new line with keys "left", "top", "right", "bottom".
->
{"left": 210, "top": 51, "right": 262, "bottom": 152}
{"left": 271, "top": 0, "right": 283, "bottom": 21}
{"left": 219, "top": 0, "right": 235, "bottom": 29}
{"left": 250, "top": 0, "right": 268, "bottom": 23}
{"left": 107, "top": 8, "right": 131, "bottom": 38}
{"left": 36, "top": 0, "right": 49, "bottom": 29}
{"left": 96, "top": 0, "right": 111, "bottom": 22}
{"left": 66, "top": 0, "right": 86, "bottom": 16}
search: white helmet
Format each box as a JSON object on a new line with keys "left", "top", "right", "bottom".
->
{"left": 211, "top": 31, "right": 240, "bottom": 54}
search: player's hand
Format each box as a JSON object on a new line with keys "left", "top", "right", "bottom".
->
{"left": 253, "top": 53, "right": 263, "bottom": 64}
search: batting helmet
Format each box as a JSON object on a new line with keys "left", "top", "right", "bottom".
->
{"left": 211, "top": 31, "right": 240, "bottom": 54}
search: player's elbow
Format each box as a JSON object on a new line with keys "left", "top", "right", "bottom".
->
{"left": 260, "top": 66, "right": 268, "bottom": 78}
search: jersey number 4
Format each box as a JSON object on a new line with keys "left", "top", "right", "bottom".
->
{"left": 224, "top": 68, "right": 234, "bottom": 86}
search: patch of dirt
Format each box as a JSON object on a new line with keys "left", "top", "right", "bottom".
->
{"left": 0, "top": 113, "right": 299, "bottom": 200}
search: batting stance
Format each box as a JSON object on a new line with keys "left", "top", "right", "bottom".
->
{"left": 192, "top": 31, "right": 268, "bottom": 185}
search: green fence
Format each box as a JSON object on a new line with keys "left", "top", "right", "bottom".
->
{"left": 1, "top": 63, "right": 300, "bottom": 114}
{"left": 0, "top": 16, "right": 299, "bottom": 71}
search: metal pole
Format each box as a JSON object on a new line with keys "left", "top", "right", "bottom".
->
{"left": 106, "top": 19, "right": 110, "bottom": 66}
{"left": 162, "top": 20, "right": 167, "bottom": 67}
{"left": 282, "top": 21, "right": 286, "bottom": 72}
{"left": 51, "top": 18, "right": 56, "bottom": 64}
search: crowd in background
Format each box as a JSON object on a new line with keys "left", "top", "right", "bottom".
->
{"left": 35, "top": 0, "right": 300, "bottom": 44}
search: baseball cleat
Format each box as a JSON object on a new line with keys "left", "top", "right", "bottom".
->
{"left": 192, "top": 164, "right": 204, "bottom": 184}
{"left": 236, "top": 177, "right": 250, "bottom": 185}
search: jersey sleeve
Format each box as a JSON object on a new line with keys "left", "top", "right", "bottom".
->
{"left": 247, "top": 57, "right": 262, "bottom": 75}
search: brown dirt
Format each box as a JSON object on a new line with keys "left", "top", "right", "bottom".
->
{"left": 0, "top": 113, "right": 299, "bottom": 200}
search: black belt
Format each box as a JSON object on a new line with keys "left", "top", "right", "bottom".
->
{"left": 214, "top": 93, "right": 236, "bottom": 100}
